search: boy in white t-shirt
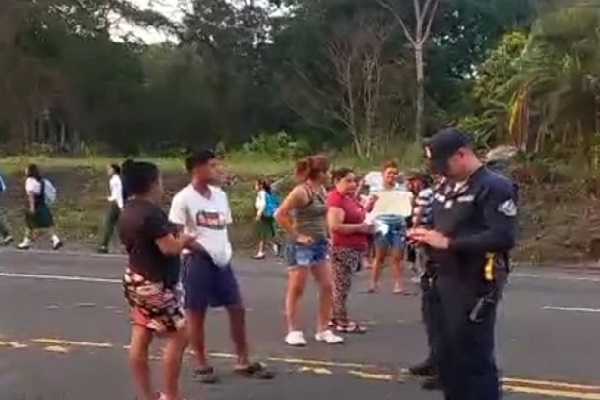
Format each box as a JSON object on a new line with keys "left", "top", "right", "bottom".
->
{"left": 168, "top": 150, "right": 273, "bottom": 383}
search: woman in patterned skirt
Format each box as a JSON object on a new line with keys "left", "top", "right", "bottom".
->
{"left": 327, "top": 168, "right": 377, "bottom": 333}
{"left": 118, "top": 161, "right": 196, "bottom": 400}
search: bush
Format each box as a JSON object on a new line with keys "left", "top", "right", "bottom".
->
{"left": 241, "top": 132, "right": 310, "bottom": 161}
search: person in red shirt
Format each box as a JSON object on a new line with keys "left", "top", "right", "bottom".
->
{"left": 327, "top": 168, "right": 376, "bottom": 333}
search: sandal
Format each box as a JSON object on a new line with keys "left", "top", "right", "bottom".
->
{"left": 334, "top": 321, "right": 367, "bottom": 334}
{"left": 157, "top": 394, "right": 187, "bottom": 400}
{"left": 193, "top": 366, "right": 219, "bottom": 384}
{"left": 234, "top": 362, "right": 275, "bottom": 379}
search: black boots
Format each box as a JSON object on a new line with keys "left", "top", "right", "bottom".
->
{"left": 408, "top": 359, "right": 436, "bottom": 377}
{"left": 408, "top": 359, "right": 441, "bottom": 391}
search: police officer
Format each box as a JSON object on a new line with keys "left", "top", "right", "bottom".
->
{"left": 408, "top": 128, "right": 518, "bottom": 400}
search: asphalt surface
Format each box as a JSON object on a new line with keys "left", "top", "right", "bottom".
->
{"left": 0, "top": 247, "right": 599, "bottom": 400}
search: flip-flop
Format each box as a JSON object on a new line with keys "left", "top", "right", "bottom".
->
{"left": 234, "top": 362, "right": 275, "bottom": 379}
{"left": 193, "top": 366, "right": 219, "bottom": 384}
{"left": 394, "top": 289, "right": 417, "bottom": 296}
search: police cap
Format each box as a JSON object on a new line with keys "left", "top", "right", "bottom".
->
{"left": 424, "top": 128, "right": 472, "bottom": 174}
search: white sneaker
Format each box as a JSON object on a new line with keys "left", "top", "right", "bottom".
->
{"left": 285, "top": 330, "right": 307, "bottom": 346}
{"left": 51, "top": 237, "right": 63, "bottom": 251}
{"left": 17, "top": 239, "right": 31, "bottom": 250}
{"left": 314, "top": 329, "right": 344, "bottom": 344}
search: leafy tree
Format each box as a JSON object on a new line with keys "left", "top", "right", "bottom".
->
{"left": 455, "top": 31, "right": 528, "bottom": 147}
{"left": 506, "top": 2, "right": 600, "bottom": 155}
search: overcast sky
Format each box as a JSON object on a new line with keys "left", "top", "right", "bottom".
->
{"left": 111, "top": 0, "right": 185, "bottom": 43}
{"left": 112, "top": 0, "right": 279, "bottom": 44}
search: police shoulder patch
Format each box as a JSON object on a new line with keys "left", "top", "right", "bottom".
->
{"left": 498, "top": 199, "right": 517, "bottom": 217}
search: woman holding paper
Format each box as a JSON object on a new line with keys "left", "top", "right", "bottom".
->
{"left": 368, "top": 160, "right": 411, "bottom": 294}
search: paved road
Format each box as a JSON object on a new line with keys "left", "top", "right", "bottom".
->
{"left": 0, "top": 247, "right": 599, "bottom": 400}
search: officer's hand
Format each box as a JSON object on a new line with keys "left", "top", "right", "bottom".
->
{"left": 408, "top": 227, "right": 450, "bottom": 249}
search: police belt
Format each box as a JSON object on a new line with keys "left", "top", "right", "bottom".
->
{"left": 426, "top": 250, "right": 509, "bottom": 287}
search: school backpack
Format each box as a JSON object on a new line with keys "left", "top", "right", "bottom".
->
{"left": 0, "top": 174, "right": 6, "bottom": 194}
{"left": 263, "top": 192, "right": 280, "bottom": 217}
{"left": 43, "top": 179, "right": 57, "bottom": 205}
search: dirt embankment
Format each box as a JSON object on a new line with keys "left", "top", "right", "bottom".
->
{"left": 510, "top": 164, "right": 600, "bottom": 263}
{"left": 0, "top": 165, "right": 598, "bottom": 263}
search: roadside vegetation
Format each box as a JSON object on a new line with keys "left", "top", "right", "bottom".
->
{"left": 2, "top": 0, "right": 600, "bottom": 262}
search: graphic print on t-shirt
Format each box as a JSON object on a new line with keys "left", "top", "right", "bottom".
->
{"left": 195, "top": 210, "right": 226, "bottom": 230}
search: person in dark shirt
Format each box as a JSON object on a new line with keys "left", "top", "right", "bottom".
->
{"left": 118, "top": 161, "right": 196, "bottom": 400}
{"left": 121, "top": 158, "right": 134, "bottom": 202}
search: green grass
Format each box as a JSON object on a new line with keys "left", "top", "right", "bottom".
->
{"left": 0, "top": 154, "right": 590, "bottom": 263}
{"left": 0, "top": 155, "right": 292, "bottom": 175}
{"left": 0, "top": 156, "right": 186, "bottom": 174}
{"left": 0, "top": 154, "right": 392, "bottom": 250}
{"left": 0, "top": 148, "right": 423, "bottom": 176}
{"left": 0, "top": 155, "right": 288, "bottom": 249}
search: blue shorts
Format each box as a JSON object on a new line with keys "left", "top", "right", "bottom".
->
{"left": 285, "top": 238, "right": 328, "bottom": 267}
{"left": 374, "top": 223, "right": 407, "bottom": 250}
{"left": 181, "top": 251, "right": 242, "bottom": 311}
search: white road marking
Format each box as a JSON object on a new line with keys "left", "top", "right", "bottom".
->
{"left": 0, "top": 272, "right": 120, "bottom": 284}
{"left": 543, "top": 306, "right": 600, "bottom": 313}
{"left": 2, "top": 269, "right": 600, "bottom": 287}
{"left": 0, "top": 247, "right": 125, "bottom": 259}
{"left": 515, "top": 272, "right": 600, "bottom": 283}
{"left": 2, "top": 248, "right": 600, "bottom": 285}
{"left": 0, "top": 269, "right": 597, "bottom": 286}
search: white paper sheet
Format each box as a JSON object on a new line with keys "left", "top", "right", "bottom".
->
{"left": 367, "top": 190, "right": 414, "bottom": 221}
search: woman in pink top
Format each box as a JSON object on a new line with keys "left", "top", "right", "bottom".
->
{"left": 327, "top": 168, "right": 376, "bottom": 333}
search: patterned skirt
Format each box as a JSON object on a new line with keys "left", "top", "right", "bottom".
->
{"left": 122, "top": 269, "right": 185, "bottom": 333}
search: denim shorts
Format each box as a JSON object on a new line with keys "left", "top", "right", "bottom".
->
{"left": 181, "top": 251, "right": 242, "bottom": 311}
{"left": 285, "top": 238, "right": 329, "bottom": 267}
{"left": 374, "top": 222, "right": 407, "bottom": 250}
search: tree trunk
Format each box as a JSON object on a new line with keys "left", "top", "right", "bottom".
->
{"left": 414, "top": 44, "right": 424, "bottom": 141}
{"left": 60, "top": 122, "right": 66, "bottom": 147}
{"left": 353, "top": 134, "right": 364, "bottom": 159}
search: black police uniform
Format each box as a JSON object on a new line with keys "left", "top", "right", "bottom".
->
{"left": 412, "top": 178, "right": 446, "bottom": 379}
{"left": 429, "top": 166, "right": 518, "bottom": 400}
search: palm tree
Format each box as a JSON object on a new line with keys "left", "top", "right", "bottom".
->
{"left": 504, "top": 3, "right": 600, "bottom": 157}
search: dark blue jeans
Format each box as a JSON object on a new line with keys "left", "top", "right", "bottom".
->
{"left": 181, "top": 251, "right": 242, "bottom": 311}
{"left": 420, "top": 273, "right": 439, "bottom": 366}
